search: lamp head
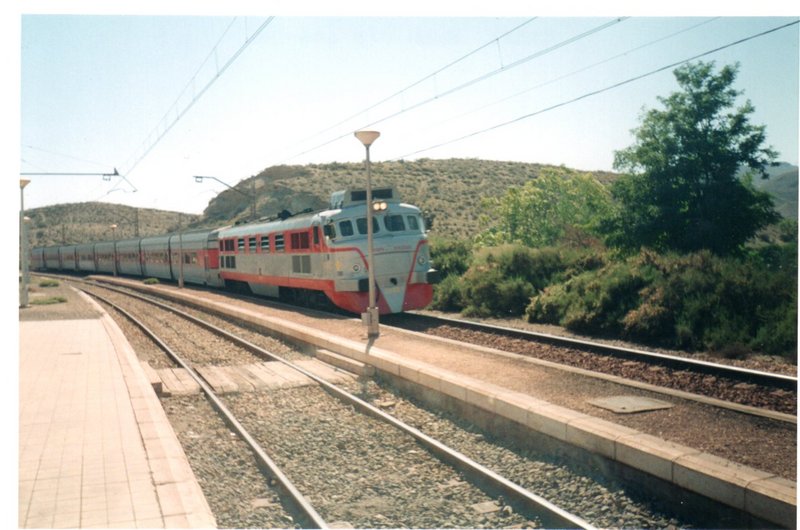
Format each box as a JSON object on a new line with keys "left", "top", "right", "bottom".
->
{"left": 354, "top": 130, "right": 380, "bottom": 147}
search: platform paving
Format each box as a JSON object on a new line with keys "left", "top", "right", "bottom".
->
{"left": 19, "top": 297, "right": 216, "bottom": 528}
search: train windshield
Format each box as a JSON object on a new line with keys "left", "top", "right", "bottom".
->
{"left": 331, "top": 213, "right": 424, "bottom": 240}
{"left": 356, "top": 217, "right": 380, "bottom": 235}
{"left": 384, "top": 214, "right": 405, "bottom": 232}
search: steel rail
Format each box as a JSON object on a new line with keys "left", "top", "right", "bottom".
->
{"left": 84, "top": 282, "right": 596, "bottom": 530}
{"left": 401, "top": 312, "right": 797, "bottom": 391}
{"left": 82, "top": 288, "right": 329, "bottom": 530}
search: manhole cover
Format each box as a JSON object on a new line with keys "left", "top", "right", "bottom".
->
{"left": 588, "top": 395, "right": 673, "bottom": 414}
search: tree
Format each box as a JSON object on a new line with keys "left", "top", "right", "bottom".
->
{"left": 478, "top": 167, "right": 611, "bottom": 248}
{"left": 604, "top": 61, "right": 779, "bottom": 255}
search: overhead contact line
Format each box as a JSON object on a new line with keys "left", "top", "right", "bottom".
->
{"left": 395, "top": 19, "right": 800, "bottom": 160}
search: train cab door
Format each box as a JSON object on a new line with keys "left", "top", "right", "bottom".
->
{"left": 311, "top": 222, "right": 323, "bottom": 279}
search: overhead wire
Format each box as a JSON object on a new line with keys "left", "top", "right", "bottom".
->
{"left": 393, "top": 19, "right": 800, "bottom": 161}
{"left": 276, "top": 17, "right": 629, "bottom": 165}
{"left": 299, "top": 17, "right": 539, "bottom": 142}
{"left": 121, "top": 17, "right": 275, "bottom": 179}
{"left": 22, "top": 144, "right": 115, "bottom": 170}
{"left": 434, "top": 17, "right": 721, "bottom": 129}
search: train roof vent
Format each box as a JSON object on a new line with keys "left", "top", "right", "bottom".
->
{"left": 330, "top": 187, "right": 398, "bottom": 209}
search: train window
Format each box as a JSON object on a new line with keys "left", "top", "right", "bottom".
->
{"left": 339, "top": 220, "right": 354, "bottom": 237}
{"left": 275, "top": 233, "right": 285, "bottom": 251}
{"left": 237, "top": 238, "right": 245, "bottom": 251}
{"left": 407, "top": 215, "right": 420, "bottom": 232}
{"left": 356, "top": 217, "right": 380, "bottom": 235}
{"left": 313, "top": 226, "right": 319, "bottom": 245}
{"left": 248, "top": 236, "right": 257, "bottom": 252}
{"left": 224, "top": 239, "right": 235, "bottom": 251}
{"left": 291, "top": 232, "right": 310, "bottom": 250}
{"left": 219, "top": 241, "right": 224, "bottom": 251}
{"left": 260, "top": 235, "right": 270, "bottom": 252}
{"left": 384, "top": 214, "right": 406, "bottom": 232}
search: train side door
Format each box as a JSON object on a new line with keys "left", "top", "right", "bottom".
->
{"left": 311, "top": 222, "right": 323, "bottom": 279}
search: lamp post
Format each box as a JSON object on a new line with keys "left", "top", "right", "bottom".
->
{"left": 354, "top": 130, "right": 381, "bottom": 338}
{"left": 110, "top": 224, "right": 118, "bottom": 276}
{"left": 194, "top": 175, "right": 256, "bottom": 221}
{"left": 20, "top": 179, "right": 30, "bottom": 308}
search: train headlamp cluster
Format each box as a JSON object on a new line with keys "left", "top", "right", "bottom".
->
{"left": 372, "top": 201, "right": 388, "bottom": 212}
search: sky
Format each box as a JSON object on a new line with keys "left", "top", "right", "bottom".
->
{"left": 9, "top": 4, "right": 800, "bottom": 216}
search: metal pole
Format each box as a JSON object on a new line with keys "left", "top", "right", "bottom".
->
{"left": 20, "top": 181, "right": 30, "bottom": 308}
{"left": 251, "top": 179, "right": 256, "bottom": 221}
{"left": 111, "top": 225, "right": 117, "bottom": 276}
{"left": 178, "top": 232, "right": 184, "bottom": 289}
{"left": 365, "top": 144, "right": 379, "bottom": 338}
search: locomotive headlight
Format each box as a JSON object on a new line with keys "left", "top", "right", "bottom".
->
{"left": 353, "top": 264, "right": 361, "bottom": 272}
{"left": 372, "top": 201, "right": 388, "bottom": 211}
{"left": 417, "top": 255, "right": 427, "bottom": 265}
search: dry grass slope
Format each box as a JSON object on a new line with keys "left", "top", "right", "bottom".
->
{"left": 27, "top": 202, "right": 200, "bottom": 248}
{"left": 202, "top": 159, "right": 617, "bottom": 239}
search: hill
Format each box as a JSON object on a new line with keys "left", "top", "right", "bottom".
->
{"left": 25, "top": 202, "right": 200, "bottom": 248}
{"left": 750, "top": 162, "right": 798, "bottom": 220}
{"left": 198, "top": 159, "right": 618, "bottom": 238}
{"left": 25, "top": 158, "right": 796, "bottom": 248}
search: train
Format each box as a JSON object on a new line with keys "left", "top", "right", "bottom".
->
{"left": 30, "top": 187, "right": 439, "bottom": 314}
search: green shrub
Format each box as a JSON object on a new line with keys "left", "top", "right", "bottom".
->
{"left": 527, "top": 248, "right": 797, "bottom": 359}
{"left": 429, "top": 237, "right": 473, "bottom": 279}
{"left": 528, "top": 260, "right": 653, "bottom": 335}
{"left": 440, "top": 244, "right": 606, "bottom": 318}
{"left": 462, "top": 267, "right": 535, "bottom": 317}
{"left": 143, "top": 278, "right": 160, "bottom": 285}
{"left": 430, "top": 274, "right": 465, "bottom": 312}
{"left": 38, "top": 279, "right": 60, "bottom": 288}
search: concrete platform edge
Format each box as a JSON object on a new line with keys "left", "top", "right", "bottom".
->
{"left": 80, "top": 291, "right": 217, "bottom": 528}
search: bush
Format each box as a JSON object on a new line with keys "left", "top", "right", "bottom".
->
{"left": 527, "top": 248, "right": 797, "bottom": 359}
{"left": 38, "top": 279, "right": 60, "bottom": 288}
{"left": 429, "top": 237, "right": 473, "bottom": 279}
{"left": 432, "top": 243, "right": 607, "bottom": 317}
{"left": 457, "top": 245, "right": 580, "bottom": 317}
{"left": 527, "top": 259, "right": 654, "bottom": 335}
{"left": 461, "top": 268, "right": 536, "bottom": 317}
{"left": 430, "top": 274, "right": 465, "bottom": 312}
{"left": 143, "top": 278, "right": 160, "bottom": 285}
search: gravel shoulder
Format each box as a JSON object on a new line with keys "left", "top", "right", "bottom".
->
{"left": 416, "top": 309, "right": 798, "bottom": 377}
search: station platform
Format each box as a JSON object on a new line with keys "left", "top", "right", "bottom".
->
{"left": 18, "top": 292, "right": 216, "bottom": 528}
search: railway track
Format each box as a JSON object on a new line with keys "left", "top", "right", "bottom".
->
{"left": 385, "top": 312, "right": 797, "bottom": 418}
{"left": 26, "top": 274, "right": 783, "bottom": 527}
{"left": 81, "top": 283, "right": 600, "bottom": 529}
